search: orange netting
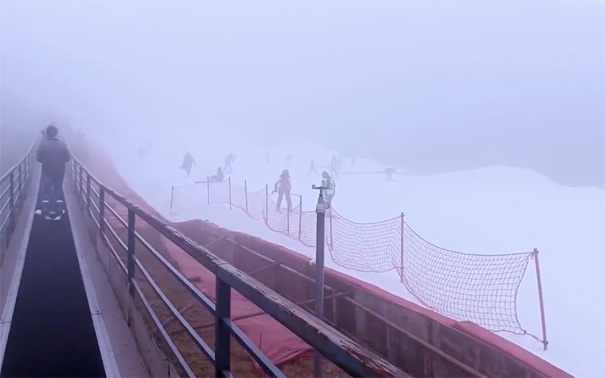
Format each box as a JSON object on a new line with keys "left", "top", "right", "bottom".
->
{"left": 171, "top": 178, "right": 542, "bottom": 341}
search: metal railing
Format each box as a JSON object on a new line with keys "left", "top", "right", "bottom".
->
{"left": 0, "top": 142, "right": 36, "bottom": 252}
{"left": 69, "top": 157, "right": 407, "bottom": 378}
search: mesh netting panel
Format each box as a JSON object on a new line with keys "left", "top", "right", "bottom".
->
{"left": 230, "top": 183, "right": 248, "bottom": 213}
{"left": 328, "top": 210, "right": 401, "bottom": 273}
{"left": 171, "top": 177, "right": 540, "bottom": 339}
{"left": 172, "top": 184, "right": 206, "bottom": 211}
{"left": 208, "top": 180, "right": 230, "bottom": 205}
{"left": 402, "top": 222, "right": 532, "bottom": 334}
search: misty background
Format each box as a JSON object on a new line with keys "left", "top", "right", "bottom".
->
{"left": 1, "top": 0, "right": 603, "bottom": 188}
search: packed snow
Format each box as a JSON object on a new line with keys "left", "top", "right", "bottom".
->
{"left": 95, "top": 128, "right": 604, "bottom": 377}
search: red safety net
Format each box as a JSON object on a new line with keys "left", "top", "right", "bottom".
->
{"left": 172, "top": 178, "right": 543, "bottom": 341}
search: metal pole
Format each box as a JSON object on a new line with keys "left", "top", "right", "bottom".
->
{"left": 127, "top": 207, "right": 136, "bottom": 326}
{"left": 170, "top": 186, "right": 174, "bottom": 210}
{"left": 8, "top": 171, "right": 15, "bottom": 240}
{"left": 228, "top": 177, "right": 232, "bottom": 211}
{"left": 265, "top": 184, "right": 269, "bottom": 225}
{"left": 99, "top": 188, "right": 105, "bottom": 236}
{"left": 215, "top": 278, "right": 232, "bottom": 377}
{"left": 286, "top": 203, "right": 290, "bottom": 235}
{"left": 312, "top": 186, "right": 328, "bottom": 378}
{"left": 298, "top": 196, "right": 303, "bottom": 240}
{"left": 244, "top": 180, "right": 249, "bottom": 214}
{"left": 400, "top": 212, "right": 404, "bottom": 282}
{"left": 533, "top": 248, "right": 548, "bottom": 351}
{"left": 207, "top": 176, "right": 210, "bottom": 205}
{"left": 86, "top": 173, "right": 91, "bottom": 210}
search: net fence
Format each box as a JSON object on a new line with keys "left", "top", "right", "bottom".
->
{"left": 171, "top": 178, "right": 542, "bottom": 340}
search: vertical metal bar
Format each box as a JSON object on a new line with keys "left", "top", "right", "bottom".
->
{"left": 207, "top": 176, "right": 210, "bottom": 205}
{"left": 286, "top": 202, "right": 290, "bottom": 235}
{"left": 314, "top": 191, "right": 327, "bottom": 378}
{"left": 170, "top": 186, "right": 174, "bottom": 210}
{"left": 127, "top": 207, "right": 136, "bottom": 325}
{"left": 7, "top": 171, "right": 15, "bottom": 245}
{"left": 18, "top": 163, "right": 23, "bottom": 200}
{"left": 298, "top": 196, "right": 303, "bottom": 240}
{"left": 78, "top": 162, "right": 83, "bottom": 194}
{"left": 265, "top": 184, "right": 269, "bottom": 225}
{"left": 244, "top": 180, "right": 249, "bottom": 214}
{"left": 86, "top": 173, "right": 91, "bottom": 210}
{"left": 533, "top": 248, "right": 548, "bottom": 351}
{"left": 228, "top": 177, "right": 232, "bottom": 211}
{"left": 99, "top": 188, "right": 105, "bottom": 236}
{"left": 400, "top": 212, "right": 404, "bottom": 282}
{"left": 215, "top": 278, "right": 231, "bottom": 377}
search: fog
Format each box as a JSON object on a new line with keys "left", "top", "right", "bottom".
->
{"left": 1, "top": 0, "right": 603, "bottom": 187}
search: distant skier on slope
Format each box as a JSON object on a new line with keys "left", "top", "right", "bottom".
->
{"left": 308, "top": 160, "right": 318, "bottom": 174}
{"left": 273, "top": 169, "right": 292, "bottom": 213}
{"left": 330, "top": 155, "right": 340, "bottom": 178}
{"left": 209, "top": 167, "right": 225, "bottom": 182}
{"left": 321, "top": 171, "right": 336, "bottom": 208}
{"left": 385, "top": 167, "right": 395, "bottom": 181}
{"left": 224, "top": 153, "right": 235, "bottom": 174}
{"left": 179, "top": 152, "right": 195, "bottom": 177}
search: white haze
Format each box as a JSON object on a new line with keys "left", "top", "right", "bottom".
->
{"left": 1, "top": 0, "right": 604, "bottom": 186}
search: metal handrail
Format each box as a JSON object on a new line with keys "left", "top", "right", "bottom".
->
{"left": 0, "top": 138, "right": 37, "bottom": 249}
{"left": 69, "top": 158, "right": 407, "bottom": 378}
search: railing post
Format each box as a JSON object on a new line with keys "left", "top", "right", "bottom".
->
{"left": 244, "top": 180, "right": 249, "bottom": 214}
{"left": 99, "top": 188, "right": 105, "bottom": 237}
{"left": 264, "top": 184, "right": 269, "bottom": 225}
{"left": 400, "top": 212, "right": 404, "bottom": 282}
{"left": 228, "top": 177, "right": 232, "bottom": 211}
{"left": 286, "top": 203, "right": 290, "bottom": 236}
{"left": 86, "top": 173, "right": 91, "bottom": 211}
{"left": 215, "top": 278, "right": 231, "bottom": 377}
{"left": 78, "top": 162, "right": 83, "bottom": 194}
{"left": 298, "top": 196, "right": 303, "bottom": 241}
{"left": 18, "top": 163, "right": 24, "bottom": 200}
{"left": 127, "top": 207, "right": 136, "bottom": 325}
{"left": 533, "top": 248, "right": 548, "bottom": 351}
{"left": 170, "top": 186, "right": 174, "bottom": 210}
{"left": 207, "top": 176, "right": 210, "bottom": 205}
{"left": 8, "top": 171, "right": 15, "bottom": 242}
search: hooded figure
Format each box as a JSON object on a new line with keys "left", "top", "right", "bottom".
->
{"left": 210, "top": 167, "right": 224, "bottom": 182}
{"left": 180, "top": 152, "right": 195, "bottom": 177}
{"left": 36, "top": 125, "right": 71, "bottom": 215}
{"left": 273, "top": 169, "right": 292, "bottom": 212}
{"left": 224, "top": 153, "right": 235, "bottom": 174}
{"left": 321, "top": 171, "right": 336, "bottom": 207}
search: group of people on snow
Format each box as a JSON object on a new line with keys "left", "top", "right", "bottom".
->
{"left": 178, "top": 152, "right": 235, "bottom": 182}
{"left": 273, "top": 168, "right": 336, "bottom": 213}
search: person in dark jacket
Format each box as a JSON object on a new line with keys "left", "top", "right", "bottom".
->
{"left": 273, "top": 169, "right": 292, "bottom": 212}
{"left": 36, "top": 125, "right": 71, "bottom": 215}
{"left": 210, "top": 167, "right": 224, "bottom": 182}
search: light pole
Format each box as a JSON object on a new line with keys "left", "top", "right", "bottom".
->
{"left": 311, "top": 184, "right": 328, "bottom": 378}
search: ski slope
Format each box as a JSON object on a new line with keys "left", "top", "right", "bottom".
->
{"left": 97, "top": 129, "right": 605, "bottom": 377}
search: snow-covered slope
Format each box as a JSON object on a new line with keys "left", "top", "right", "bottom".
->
{"left": 102, "top": 129, "right": 605, "bottom": 377}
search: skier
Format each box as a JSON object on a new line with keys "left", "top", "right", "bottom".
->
{"left": 308, "top": 159, "right": 318, "bottom": 174}
{"left": 273, "top": 169, "right": 292, "bottom": 212}
{"left": 35, "top": 125, "right": 71, "bottom": 218}
{"left": 210, "top": 167, "right": 225, "bottom": 182}
{"left": 138, "top": 144, "right": 146, "bottom": 160}
{"left": 321, "top": 171, "right": 336, "bottom": 208}
{"left": 224, "top": 153, "right": 235, "bottom": 174}
{"left": 330, "top": 155, "right": 339, "bottom": 178}
{"left": 385, "top": 167, "right": 395, "bottom": 181}
{"left": 179, "top": 152, "right": 195, "bottom": 177}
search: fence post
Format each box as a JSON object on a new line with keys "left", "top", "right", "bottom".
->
{"left": 228, "top": 177, "right": 232, "bottom": 211}
{"left": 298, "top": 196, "right": 303, "bottom": 240}
{"left": 86, "top": 173, "right": 91, "bottom": 211}
{"left": 18, "top": 163, "right": 23, "bottom": 199}
{"left": 244, "top": 180, "right": 249, "bottom": 214}
{"left": 264, "top": 184, "right": 269, "bottom": 225}
{"left": 8, "top": 171, "right": 15, "bottom": 242}
{"left": 207, "top": 176, "right": 210, "bottom": 205}
{"left": 286, "top": 203, "right": 290, "bottom": 235}
{"left": 215, "top": 278, "right": 231, "bottom": 376}
{"left": 170, "top": 186, "right": 174, "bottom": 210}
{"left": 400, "top": 212, "right": 405, "bottom": 282}
{"left": 127, "top": 207, "right": 136, "bottom": 326}
{"left": 533, "top": 248, "right": 548, "bottom": 351}
{"left": 99, "top": 188, "right": 105, "bottom": 237}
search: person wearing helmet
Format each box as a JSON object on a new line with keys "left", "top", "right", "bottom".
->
{"left": 273, "top": 169, "right": 292, "bottom": 212}
{"left": 35, "top": 125, "right": 71, "bottom": 218}
{"left": 321, "top": 171, "right": 336, "bottom": 208}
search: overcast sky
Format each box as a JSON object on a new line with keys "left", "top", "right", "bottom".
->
{"left": 1, "top": 0, "right": 603, "bottom": 187}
